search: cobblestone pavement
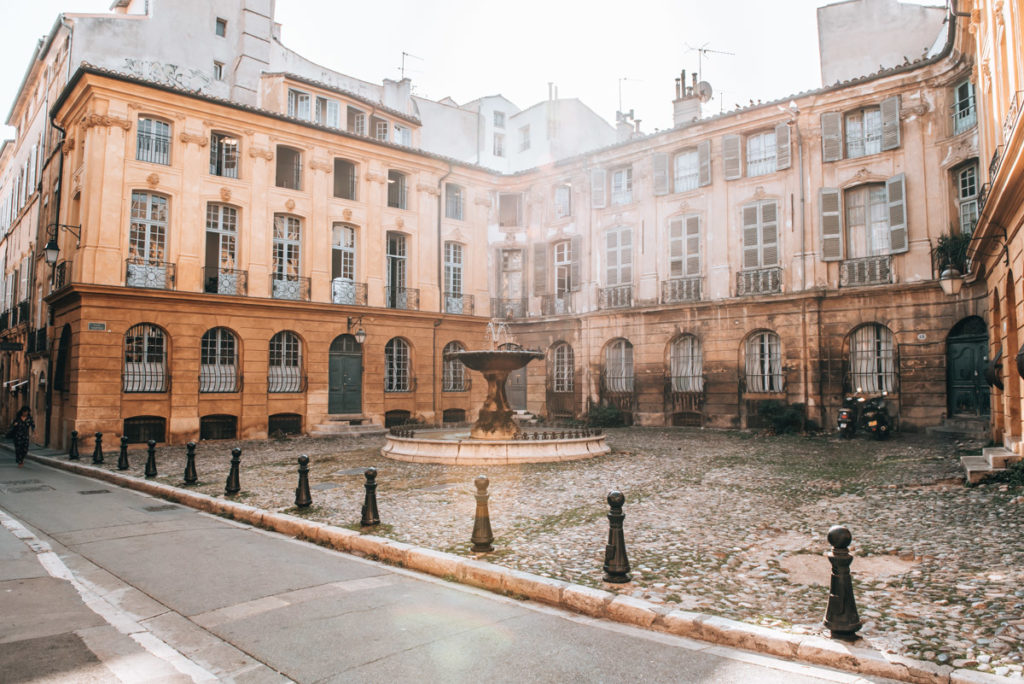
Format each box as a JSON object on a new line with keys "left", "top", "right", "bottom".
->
{"left": 96, "top": 428, "right": 1022, "bottom": 676}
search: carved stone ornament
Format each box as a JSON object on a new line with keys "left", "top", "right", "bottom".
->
{"left": 62, "top": 138, "right": 75, "bottom": 153}
{"left": 448, "top": 227, "right": 467, "bottom": 243}
{"left": 179, "top": 131, "right": 208, "bottom": 147}
{"left": 309, "top": 159, "right": 332, "bottom": 173}
{"left": 285, "top": 199, "right": 296, "bottom": 211}
{"left": 220, "top": 187, "right": 231, "bottom": 202}
{"left": 342, "top": 209, "right": 352, "bottom": 221}
{"left": 365, "top": 170, "right": 385, "bottom": 184}
{"left": 900, "top": 103, "right": 928, "bottom": 119}
{"left": 146, "top": 173, "right": 160, "bottom": 187}
{"left": 417, "top": 183, "right": 440, "bottom": 196}
{"left": 248, "top": 146, "right": 273, "bottom": 161}
{"left": 80, "top": 113, "right": 131, "bottom": 130}
{"left": 395, "top": 217, "right": 404, "bottom": 228}
{"left": 678, "top": 201, "right": 691, "bottom": 213}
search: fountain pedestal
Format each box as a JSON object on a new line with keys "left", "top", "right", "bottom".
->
{"left": 449, "top": 349, "right": 543, "bottom": 440}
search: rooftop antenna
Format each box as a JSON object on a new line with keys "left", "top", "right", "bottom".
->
{"left": 685, "top": 43, "right": 735, "bottom": 84}
{"left": 618, "top": 77, "right": 642, "bottom": 113}
{"left": 400, "top": 51, "right": 422, "bottom": 80}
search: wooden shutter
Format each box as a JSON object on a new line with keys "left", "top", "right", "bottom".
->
{"left": 775, "top": 123, "right": 791, "bottom": 170}
{"left": 698, "top": 140, "right": 711, "bottom": 187}
{"left": 20, "top": 257, "right": 30, "bottom": 302}
{"left": 761, "top": 202, "right": 779, "bottom": 267}
{"left": 886, "top": 173, "right": 908, "bottom": 254}
{"left": 591, "top": 168, "right": 606, "bottom": 208}
{"left": 685, "top": 215, "right": 701, "bottom": 275}
{"left": 742, "top": 205, "right": 760, "bottom": 269}
{"left": 880, "top": 95, "right": 901, "bottom": 151}
{"left": 821, "top": 112, "right": 843, "bottom": 162}
{"left": 819, "top": 188, "right": 843, "bottom": 261}
{"left": 569, "top": 234, "right": 582, "bottom": 291}
{"left": 653, "top": 153, "right": 669, "bottom": 196}
{"left": 533, "top": 242, "right": 549, "bottom": 296}
{"left": 723, "top": 135, "right": 741, "bottom": 180}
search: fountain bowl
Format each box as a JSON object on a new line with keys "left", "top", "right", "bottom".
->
{"left": 382, "top": 428, "right": 609, "bottom": 465}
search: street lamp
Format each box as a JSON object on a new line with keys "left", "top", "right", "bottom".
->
{"left": 44, "top": 223, "right": 82, "bottom": 266}
{"left": 347, "top": 316, "right": 366, "bottom": 344}
{"left": 939, "top": 266, "right": 964, "bottom": 296}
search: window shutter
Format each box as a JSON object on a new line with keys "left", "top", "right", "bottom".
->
{"left": 723, "top": 135, "right": 741, "bottom": 180}
{"left": 533, "top": 242, "right": 549, "bottom": 296}
{"left": 775, "top": 123, "right": 791, "bottom": 170}
{"left": 761, "top": 203, "right": 779, "bottom": 267}
{"left": 886, "top": 173, "right": 908, "bottom": 254}
{"left": 493, "top": 249, "right": 503, "bottom": 300}
{"left": 591, "top": 168, "right": 606, "bottom": 208}
{"left": 685, "top": 216, "right": 701, "bottom": 275}
{"left": 569, "top": 234, "right": 582, "bottom": 291}
{"left": 742, "top": 205, "right": 760, "bottom": 269}
{"left": 821, "top": 112, "right": 843, "bottom": 162}
{"left": 880, "top": 95, "right": 901, "bottom": 151}
{"left": 819, "top": 188, "right": 843, "bottom": 261}
{"left": 653, "top": 153, "right": 669, "bottom": 196}
{"left": 698, "top": 140, "right": 711, "bottom": 187}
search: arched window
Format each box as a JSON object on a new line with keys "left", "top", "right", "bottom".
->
{"left": 200, "top": 327, "right": 238, "bottom": 393}
{"left": 551, "top": 342, "right": 574, "bottom": 393}
{"left": 604, "top": 339, "right": 634, "bottom": 392}
{"left": 442, "top": 341, "right": 466, "bottom": 392}
{"left": 268, "top": 331, "right": 302, "bottom": 393}
{"left": 745, "top": 331, "right": 783, "bottom": 393}
{"left": 124, "top": 323, "right": 167, "bottom": 392}
{"left": 385, "top": 338, "right": 411, "bottom": 392}
{"left": 849, "top": 324, "right": 896, "bottom": 393}
{"left": 670, "top": 335, "right": 704, "bottom": 392}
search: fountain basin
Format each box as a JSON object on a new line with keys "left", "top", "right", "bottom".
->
{"left": 381, "top": 429, "right": 609, "bottom": 465}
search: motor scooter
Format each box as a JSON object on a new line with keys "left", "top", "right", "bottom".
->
{"left": 838, "top": 390, "right": 891, "bottom": 439}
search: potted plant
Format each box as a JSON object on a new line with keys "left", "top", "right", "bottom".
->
{"left": 933, "top": 231, "right": 971, "bottom": 295}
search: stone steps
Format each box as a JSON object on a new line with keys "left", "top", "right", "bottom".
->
{"left": 308, "top": 420, "right": 385, "bottom": 438}
{"left": 961, "top": 446, "right": 1022, "bottom": 484}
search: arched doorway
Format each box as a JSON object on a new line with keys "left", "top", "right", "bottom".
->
{"left": 947, "top": 316, "right": 990, "bottom": 416}
{"left": 329, "top": 334, "right": 362, "bottom": 414}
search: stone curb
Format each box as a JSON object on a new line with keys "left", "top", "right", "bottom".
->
{"left": 25, "top": 451, "right": 1007, "bottom": 684}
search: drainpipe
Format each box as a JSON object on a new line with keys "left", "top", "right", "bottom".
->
{"left": 434, "top": 164, "right": 453, "bottom": 424}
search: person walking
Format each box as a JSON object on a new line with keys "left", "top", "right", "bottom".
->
{"left": 7, "top": 406, "right": 34, "bottom": 467}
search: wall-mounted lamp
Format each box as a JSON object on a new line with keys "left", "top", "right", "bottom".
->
{"left": 938, "top": 266, "right": 964, "bottom": 296}
{"left": 44, "top": 223, "right": 82, "bottom": 266}
{"left": 347, "top": 316, "right": 366, "bottom": 345}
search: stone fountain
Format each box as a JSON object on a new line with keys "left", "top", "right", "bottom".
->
{"left": 380, "top": 323, "right": 608, "bottom": 465}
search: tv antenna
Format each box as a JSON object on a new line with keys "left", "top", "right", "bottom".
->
{"left": 617, "top": 77, "right": 642, "bottom": 113}
{"left": 399, "top": 51, "right": 422, "bottom": 79}
{"left": 685, "top": 43, "right": 735, "bottom": 84}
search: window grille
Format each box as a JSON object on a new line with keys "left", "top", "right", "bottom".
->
{"left": 123, "top": 323, "right": 167, "bottom": 392}
{"left": 124, "top": 416, "right": 166, "bottom": 444}
{"left": 200, "top": 327, "right": 239, "bottom": 392}
{"left": 385, "top": 338, "right": 411, "bottom": 392}
{"left": 670, "top": 335, "right": 704, "bottom": 392}
{"left": 200, "top": 414, "right": 237, "bottom": 440}
{"left": 745, "top": 331, "right": 783, "bottom": 393}
{"left": 849, "top": 324, "right": 896, "bottom": 393}
{"left": 136, "top": 118, "right": 170, "bottom": 164}
{"left": 552, "top": 343, "right": 574, "bottom": 393}
{"left": 604, "top": 339, "right": 634, "bottom": 393}
{"left": 268, "top": 413, "right": 302, "bottom": 435}
{"left": 443, "top": 342, "right": 467, "bottom": 392}
{"left": 268, "top": 331, "right": 302, "bottom": 392}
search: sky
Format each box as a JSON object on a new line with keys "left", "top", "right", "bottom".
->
{"left": 0, "top": 0, "right": 942, "bottom": 139}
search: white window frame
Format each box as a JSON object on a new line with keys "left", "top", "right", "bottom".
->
{"left": 957, "top": 163, "right": 979, "bottom": 236}
{"left": 554, "top": 184, "right": 571, "bottom": 219}
{"left": 385, "top": 338, "right": 411, "bottom": 392}
{"left": 844, "top": 184, "right": 891, "bottom": 258}
{"left": 136, "top": 118, "right": 171, "bottom": 165}
{"left": 209, "top": 131, "right": 239, "bottom": 178}
{"left": 123, "top": 323, "right": 167, "bottom": 393}
{"left": 670, "top": 335, "right": 704, "bottom": 392}
{"left": 604, "top": 339, "right": 634, "bottom": 393}
{"left": 554, "top": 240, "right": 573, "bottom": 296}
{"left": 445, "top": 183, "right": 464, "bottom": 220}
{"left": 610, "top": 166, "right": 633, "bottom": 205}
{"left": 605, "top": 226, "right": 633, "bottom": 286}
{"left": 200, "top": 327, "right": 238, "bottom": 393}
{"left": 845, "top": 107, "right": 882, "bottom": 159}
{"left": 746, "top": 131, "right": 777, "bottom": 177}
{"left": 673, "top": 149, "right": 700, "bottom": 192}
{"left": 268, "top": 331, "right": 302, "bottom": 393}
{"left": 849, "top": 324, "right": 896, "bottom": 393}
{"left": 443, "top": 341, "right": 467, "bottom": 392}
{"left": 272, "top": 215, "right": 302, "bottom": 282}
{"left": 444, "top": 241, "right": 464, "bottom": 313}
{"left": 552, "top": 343, "right": 574, "bottom": 394}
{"left": 745, "top": 331, "right": 783, "bottom": 393}
{"left": 953, "top": 80, "right": 977, "bottom": 134}
{"left": 287, "top": 89, "right": 311, "bottom": 120}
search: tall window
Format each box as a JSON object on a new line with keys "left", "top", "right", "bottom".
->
{"left": 494, "top": 111, "right": 505, "bottom": 128}
{"left": 387, "top": 170, "right": 407, "bottom": 209}
{"left": 849, "top": 324, "right": 895, "bottom": 393}
{"left": 129, "top": 192, "right": 167, "bottom": 264}
{"left": 386, "top": 232, "right": 407, "bottom": 308}
{"left": 554, "top": 184, "right": 572, "bottom": 219}
{"left": 611, "top": 166, "right": 633, "bottom": 205}
{"left": 315, "top": 96, "right": 340, "bottom": 127}
{"left": 670, "top": 335, "right": 704, "bottom": 392}
{"left": 493, "top": 133, "right": 505, "bottom": 157}
{"left": 741, "top": 201, "right": 778, "bottom": 269}
{"left": 554, "top": 240, "right": 573, "bottom": 296}
{"left": 275, "top": 146, "right": 302, "bottom": 190}
{"left": 674, "top": 149, "right": 700, "bottom": 192}
{"left": 957, "top": 163, "right": 979, "bottom": 236}
{"left": 272, "top": 215, "right": 302, "bottom": 299}
{"left": 499, "top": 248, "right": 523, "bottom": 300}
{"left": 498, "top": 193, "right": 522, "bottom": 227}
{"left": 385, "top": 338, "right": 411, "bottom": 392}
{"left": 819, "top": 176, "right": 908, "bottom": 261}
{"left": 605, "top": 226, "right": 633, "bottom": 286}
{"left": 604, "top": 339, "right": 634, "bottom": 392}
{"left": 519, "top": 125, "right": 531, "bottom": 151}
{"left": 123, "top": 323, "right": 167, "bottom": 392}
{"left": 444, "top": 242, "right": 464, "bottom": 313}
{"left": 331, "top": 223, "right": 357, "bottom": 304}
{"left": 136, "top": 118, "right": 170, "bottom": 165}
{"left": 347, "top": 107, "right": 366, "bottom": 136}
{"left": 287, "top": 89, "right": 310, "bottom": 120}
{"left": 375, "top": 120, "right": 389, "bottom": 141}
{"left": 845, "top": 107, "right": 882, "bottom": 159}
{"left": 333, "top": 159, "right": 357, "bottom": 200}
{"left": 845, "top": 185, "right": 890, "bottom": 257}
{"left": 269, "top": 331, "right": 302, "bottom": 393}
{"left": 445, "top": 183, "right": 464, "bottom": 220}
{"left": 746, "top": 132, "right": 777, "bottom": 177}
{"left": 204, "top": 203, "right": 238, "bottom": 294}
{"left": 668, "top": 215, "right": 701, "bottom": 278}
{"left": 209, "top": 132, "right": 238, "bottom": 178}
{"left": 552, "top": 342, "right": 574, "bottom": 393}
{"left": 200, "top": 327, "right": 238, "bottom": 393}
{"left": 443, "top": 341, "right": 466, "bottom": 392}
{"left": 745, "top": 331, "right": 783, "bottom": 393}
{"left": 393, "top": 124, "right": 411, "bottom": 146}
{"left": 952, "top": 80, "right": 976, "bottom": 134}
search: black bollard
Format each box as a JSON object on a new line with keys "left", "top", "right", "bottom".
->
{"left": 295, "top": 454, "right": 312, "bottom": 508}
{"left": 68, "top": 430, "right": 80, "bottom": 460}
{"left": 470, "top": 475, "right": 494, "bottom": 553}
{"left": 183, "top": 442, "right": 198, "bottom": 485}
{"left": 603, "top": 490, "right": 632, "bottom": 583}
{"left": 92, "top": 432, "right": 103, "bottom": 464}
{"left": 225, "top": 447, "right": 241, "bottom": 495}
{"left": 117, "top": 436, "right": 130, "bottom": 470}
{"left": 360, "top": 467, "right": 380, "bottom": 526}
{"left": 144, "top": 439, "right": 157, "bottom": 478}
{"left": 823, "top": 525, "right": 863, "bottom": 639}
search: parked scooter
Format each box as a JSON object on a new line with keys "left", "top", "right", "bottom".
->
{"left": 838, "top": 389, "right": 892, "bottom": 439}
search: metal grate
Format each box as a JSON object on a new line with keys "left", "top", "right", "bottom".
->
{"left": 840, "top": 256, "right": 892, "bottom": 287}
{"left": 442, "top": 408, "right": 467, "bottom": 424}
{"left": 271, "top": 275, "right": 310, "bottom": 301}
{"left": 384, "top": 410, "right": 411, "bottom": 428}
{"left": 599, "top": 285, "right": 633, "bottom": 309}
{"left": 662, "top": 277, "right": 702, "bottom": 303}
{"left": 443, "top": 293, "right": 474, "bottom": 315}
{"left": 268, "top": 413, "right": 302, "bottom": 435}
{"left": 737, "top": 267, "right": 782, "bottom": 296}
{"left": 200, "top": 414, "right": 238, "bottom": 440}
{"left": 126, "top": 259, "right": 176, "bottom": 290}
{"left": 491, "top": 298, "right": 527, "bottom": 319}
{"left": 203, "top": 267, "right": 248, "bottom": 296}
{"left": 385, "top": 286, "right": 420, "bottom": 310}
{"left": 124, "top": 416, "right": 166, "bottom": 444}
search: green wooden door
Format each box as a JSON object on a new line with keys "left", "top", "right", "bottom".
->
{"left": 329, "top": 335, "right": 362, "bottom": 414}
{"left": 947, "top": 317, "right": 989, "bottom": 417}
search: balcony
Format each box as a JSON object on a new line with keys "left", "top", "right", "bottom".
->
{"left": 385, "top": 286, "right": 419, "bottom": 311}
{"left": 331, "top": 279, "right": 367, "bottom": 306}
{"left": 990, "top": 145, "right": 1005, "bottom": 180}
{"left": 126, "top": 259, "right": 176, "bottom": 290}
{"left": 1002, "top": 90, "right": 1024, "bottom": 149}
{"left": 52, "top": 260, "right": 72, "bottom": 292}
{"left": 541, "top": 294, "right": 573, "bottom": 316}
{"left": 271, "top": 275, "right": 310, "bottom": 301}
{"left": 662, "top": 277, "right": 702, "bottom": 304}
{"left": 952, "top": 100, "right": 977, "bottom": 135}
{"left": 736, "top": 267, "right": 781, "bottom": 296}
{"left": 840, "top": 255, "right": 892, "bottom": 287}
{"left": 203, "top": 268, "right": 248, "bottom": 296}
{"left": 491, "top": 298, "right": 527, "bottom": 319}
{"left": 444, "top": 292, "right": 474, "bottom": 315}
{"left": 599, "top": 284, "right": 633, "bottom": 309}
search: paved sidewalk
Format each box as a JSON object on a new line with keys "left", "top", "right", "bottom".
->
{"left": 0, "top": 453, "right": 881, "bottom": 683}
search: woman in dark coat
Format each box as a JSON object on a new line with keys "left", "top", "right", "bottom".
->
{"left": 8, "top": 406, "right": 34, "bottom": 466}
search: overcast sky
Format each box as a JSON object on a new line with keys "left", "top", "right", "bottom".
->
{"left": 1, "top": 0, "right": 941, "bottom": 140}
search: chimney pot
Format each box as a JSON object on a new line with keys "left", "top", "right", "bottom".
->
{"left": 692, "top": 73, "right": 698, "bottom": 87}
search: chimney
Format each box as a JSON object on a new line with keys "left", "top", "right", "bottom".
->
{"left": 548, "top": 82, "right": 554, "bottom": 101}
{"left": 672, "top": 67, "right": 702, "bottom": 127}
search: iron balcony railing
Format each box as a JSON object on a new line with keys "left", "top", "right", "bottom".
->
{"left": 1002, "top": 90, "right": 1024, "bottom": 149}
{"left": 53, "top": 260, "right": 72, "bottom": 292}
{"left": 267, "top": 372, "right": 306, "bottom": 393}
{"left": 541, "top": 294, "right": 573, "bottom": 316}
{"left": 203, "top": 268, "right": 248, "bottom": 296}
{"left": 952, "top": 97, "right": 977, "bottom": 135}
{"left": 331, "top": 279, "right": 368, "bottom": 306}
{"left": 840, "top": 255, "right": 892, "bottom": 287}
{"left": 990, "top": 145, "right": 1005, "bottom": 181}
{"left": 737, "top": 267, "right": 782, "bottom": 296}
{"left": 199, "top": 367, "right": 243, "bottom": 393}
{"left": 662, "top": 277, "right": 702, "bottom": 304}
{"left": 126, "top": 259, "right": 176, "bottom": 290}
{"left": 443, "top": 292, "right": 474, "bottom": 315}
{"left": 385, "top": 286, "right": 420, "bottom": 310}
{"left": 599, "top": 284, "right": 633, "bottom": 309}
{"left": 491, "top": 297, "right": 527, "bottom": 319}
{"left": 270, "top": 275, "right": 310, "bottom": 301}
{"left": 979, "top": 182, "right": 991, "bottom": 213}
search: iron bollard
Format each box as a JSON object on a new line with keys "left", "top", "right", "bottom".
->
{"left": 823, "top": 525, "right": 863, "bottom": 638}
{"left": 68, "top": 430, "right": 80, "bottom": 460}
{"left": 144, "top": 439, "right": 157, "bottom": 478}
{"left": 225, "top": 447, "right": 241, "bottom": 495}
{"left": 92, "top": 432, "right": 103, "bottom": 464}
{"left": 603, "top": 490, "right": 632, "bottom": 583}
{"left": 295, "top": 455, "right": 312, "bottom": 508}
{"left": 360, "top": 467, "right": 380, "bottom": 526}
{"left": 183, "top": 442, "right": 198, "bottom": 485}
{"left": 118, "top": 436, "right": 129, "bottom": 470}
{"left": 470, "top": 475, "right": 494, "bottom": 553}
